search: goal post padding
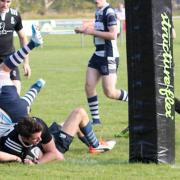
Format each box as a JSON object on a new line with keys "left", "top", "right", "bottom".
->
{"left": 125, "top": 0, "right": 175, "bottom": 164}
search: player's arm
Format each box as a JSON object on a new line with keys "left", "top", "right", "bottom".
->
{"left": 37, "top": 139, "right": 64, "bottom": 164}
{"left": 75, "top": 25, "right": 117, "bottom": 40}
{"left": 0, "top": 151, "right": 22, "bottom": 162}
{"left": 89, "top": 25, "right": 117, "bottom": 40}
{"left": 17, "top": 29, "right": 31, "bottom": 78}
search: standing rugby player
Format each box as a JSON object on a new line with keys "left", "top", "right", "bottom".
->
{"left": 75, "top": 0, "right": 128, "bottom": 125}
{"left": 0, "top": 0, "right": 31, "bottom": 94}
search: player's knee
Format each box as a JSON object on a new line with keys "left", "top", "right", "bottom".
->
{"left": 73, "top": 108, "right": 89, "bottom": 123}
{"left": 104, "top": 88, "right": 114, "bottom": 98}
{"left": 85, "top": 83, "right": 90, "bottom": 93}
{"left": 85, "top": 81, "right": 89, "bottom": 89}
{"left": 85, "top": 82, "right": 95, "bottom": 94}
{"left": 74, "top": 107, "right": 87, "bottom": 117}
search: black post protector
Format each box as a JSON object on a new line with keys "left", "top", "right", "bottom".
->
{"left": 125, "top": 0, "right": 175, "bottom": 164}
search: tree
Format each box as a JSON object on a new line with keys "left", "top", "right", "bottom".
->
{"left": 43, "top": 0, "right": 56, "bottom": 14}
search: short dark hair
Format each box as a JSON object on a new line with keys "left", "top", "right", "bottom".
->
{"left": 16, "top": 116, "right": 43, "bottom": 138}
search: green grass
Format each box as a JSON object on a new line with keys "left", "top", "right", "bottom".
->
{"left": 1, "top": 20, "right": 180, "bottom": 179}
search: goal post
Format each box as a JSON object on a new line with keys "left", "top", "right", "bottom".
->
{"left": 125, "top": 0, "right": 175, "bottom": 164}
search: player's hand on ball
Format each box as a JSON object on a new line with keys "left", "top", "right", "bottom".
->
{"left": 23, "top": 146, "right": 42, "bottom": 165}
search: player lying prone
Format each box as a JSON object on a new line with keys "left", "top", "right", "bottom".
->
{"left": 0, "top": 108, "right": 116, "bottom": 165}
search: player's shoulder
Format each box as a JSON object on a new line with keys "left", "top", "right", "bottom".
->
{"left": 2, "top": 124, "right": 18, "bottom": 140}
{"left": 105, "top": 6, "right": 116, "bottom": 16}
{"left": 9, "top": 8, "right": 20, "bottom": 17}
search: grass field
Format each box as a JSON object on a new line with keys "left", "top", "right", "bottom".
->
{"left": 0, "top": 19, "right": 180, "bottom": 180}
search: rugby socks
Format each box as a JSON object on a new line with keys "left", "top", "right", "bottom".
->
{"left": 80, "top": 121, "right": 99, "bottom": 148}
{"left": 78, "top": 136, "right": 90, "bottom": 147}
{"left": 21, "top": 79, "right": 45, "bottom": 106}
{"left": 118, "top": 89, "right": 128, "bottom": 101}
{"left": 4, "top": 40, "right": 37, "bottom": 70}
{"left": 88, "top": 96, "right": 101, "bottom": 124}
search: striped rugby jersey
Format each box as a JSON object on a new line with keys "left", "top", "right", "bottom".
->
{"left": 94, "top": 3, "right": 119, "bottom": 58}
{"left": 0, "top": 118, "right": 52, "bottom": 158}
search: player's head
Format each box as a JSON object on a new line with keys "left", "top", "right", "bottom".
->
{"left": 118, "top": 3, "right": 124, "bottom": 9}
{"left": 0, "top": 0, "right": 11, "bottom": 13}
{"left": 16, "top": 116, "right": 43, "bottom": 145}
{"left": 94, "top": 0, "right": 106, "bottom": 8}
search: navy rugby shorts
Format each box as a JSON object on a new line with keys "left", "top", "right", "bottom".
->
{"left": 88, "top": 53, "right": 119, "bottom": 75}
{"left": 49, "top": 122, "right": 73, "bottom": 154}
{"left": 0, "top": 86, "right": 28, "bottom": 123}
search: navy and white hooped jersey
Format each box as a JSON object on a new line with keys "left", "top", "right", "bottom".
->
{"left": 94, "top": 3, "right": 119, "bottom": 58}
{"left": 0, "top": 8, "right": 23, "bottom": 56}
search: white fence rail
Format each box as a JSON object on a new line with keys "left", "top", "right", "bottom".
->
{"left": 20, "top": 19, "right": 91, "bottom": 36}
{"left": 15, "top": 19, "right": 93, "bottom": 47}
{"left": 20, "top": 19, "right": 126, "bottom": 46}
